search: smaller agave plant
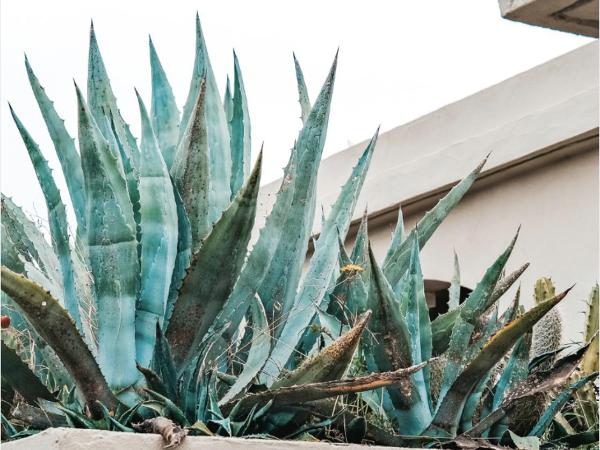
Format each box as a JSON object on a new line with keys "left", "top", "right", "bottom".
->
{"left": 1, "top": 15, "right": 598, "bottom": 449}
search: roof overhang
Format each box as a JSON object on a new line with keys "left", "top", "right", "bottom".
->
{"left": 498, "top": 0, "right": 599, "bottom": 37}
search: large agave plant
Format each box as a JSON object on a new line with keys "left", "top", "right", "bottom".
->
{"left": 1, "top": 15, "right": 597, "bottom": 448}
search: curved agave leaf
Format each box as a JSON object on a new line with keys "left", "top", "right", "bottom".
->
{"left": 263, "top": 127, "right": 378, "bottom": 385}
{"left": 272, "top": 310, "right": 372, "bottom": 389}
{"left": 464, "top": 342, "right": 589, "bottom": 438}
{"left": 528, "top": 372, "right": 598, "bottom": 437}
{"left": 431, "top": 261, "right": 528, "bottom": 356}
{"left": 258, "top": 54, "right": 338, "bottom": 328}
{"left": 488, "top": 331, "right": 531, "bottom": 438}
{"left": 383, "top": 206, "right": 405, "bottom": 267}
{"left": 10, "top": 106, "right": 82, "bottom": 330}
{"left": 171, "top": 78, "right": 210, "bottom": 251}
{"left": 448, "top": 251, "right": 461, "bottom": 311}
{"left": 180, "top": 14, "right": 231, "bottom": 221}
{"left": 428, "top": 286, "right": 572, "bottom": 437}
{"left": 1, "top": 341, "right": 56, "bottom": 404}
{"left": 436, "top": 230, "right": 519, "bottom": 406}
{"left": 24, "top": 56, "right": 87, "bottom": 234}
{"left": 213, "top": 55, "right": 338, "bottom": 345}
{"left": 87, "top": 23, "right": 139, "bottom": 168}
{"left": 164, "top": 187, "right": 192, "bottom": 326}
{"left": 134, "top": 92, "right": 179, "bottom": 369}
{"left": 1, "top": 195, "right": 61, "bottom": 290}
{"left": 76, "top": 84, "right": 139, "bottom": 394}
{"left": 219, "top": 295, "right": 270, "bottom": 405}
{"left": 383, "top": 155, "right": 488, "bottom": 286}
{"left": 403, "top": 233, "right": 433, "bottom": 413}
{"left": 0, "top": 267, "right": 119, "bottom": 418}
{"left": 229, "top": 51, "right": 251, "bottom": 197}
{"left": 350, "top": 208, "right": 370, "bottom": 285}
{"left": 364, "top": 241, "right": 431, "bottom": 434}
{"left": 166, "top": 152, "right": 262, "bottom": 369}
{"left": 149, "top": 37, "right": 180, "bottom": 170}
{"left": 224, "top": 360, "right": 428, "bottom": 418}
{"left": 293, "top": 53, "right": 311, "bottom": 124}
{"left": 223, "top": 76, "right": 233, "bottom": 129}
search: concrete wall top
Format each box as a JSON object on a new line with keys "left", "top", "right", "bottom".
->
{"left": 255, "top": 41, "right": 599, "bottom": 236}
{"left": 3, "top": 428, "right": 404, "bottom": 450}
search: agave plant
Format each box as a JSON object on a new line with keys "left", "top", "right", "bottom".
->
{"left": 1, "top": 15, "right": 597, "bottom": 448}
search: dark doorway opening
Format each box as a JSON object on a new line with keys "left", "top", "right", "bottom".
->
{"left": 424, "top": 279, "right": 472, "bottom": 320}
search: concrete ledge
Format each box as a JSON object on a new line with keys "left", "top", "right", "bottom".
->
{"left": 499, "top": 0, "right": 599, "bottom": 37}
{"left": 3, "top": 428, "right": 404, "bottom": 450}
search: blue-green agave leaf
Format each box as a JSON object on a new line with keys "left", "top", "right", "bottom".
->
{"left": 134, "top": 91, "right": 179, "bottom": 369}
{"left": 383, "top": 156, "right": 488, "bottom": 286}
{"left": 229, "top": 51, "right": 251, "bottom": 198}
{"left": 350, "top": 208, "right": 370, "bottom": 273}
{"left": 383, "top": 206, "right": 405, "bottom": 269}
{"left": 364, "top": 244, "right": 430, "bottom": 435}
{"left": 258, "top": 54, "right": 338, "bottom": 329}
{"left": 164, "top": 187, "right": 192, "bottom": 326}
{"left": 24, "top": 56, "right": 87, "bottom": 234}
{"left": 149, "top": 37, "right": 180, "bottom": 170}
{"left": 262, "top": 127, "right": 377, "bottom": 386}
{"left": 1, "top": 340, "right": 56, "bottom": 404}
{"left": 293, "top": 53, "right": 311, "bottom": 124}
{"left": 87, "top": 23, "right": 139, "bottom": 168}
{"left": 488, "top": 331, "right": 530, "bottom": 438}
{"left": 427, "top": 286, "right": 572, "bottom": 438}
{"left": 10, "top": 106, "right": 83, "bottom": 331}
{"left": 223, "top": 75, "right": 233, "bottom": 131}
{"left": 76, "top": 84, "right": 139, "bottom": 396}
{"left": 166, "top": 151, "right": 262, "bottom": 369}
{"left": 436, "top": 230, "right": 519, "bottom": 409}
{"left": 214, "top": 55, "right": 338, "bottom": 344}
{"left": 403, "top": 233, "right": 433, "bottom": 413}
{"left": 0, "top": 267, "right": 120, "bottom": 419}
{"left": 272, "top": 310, "right": 371, "bottom": 389}
{"left": 171, "top": 78, "right": 210, "bottom": 251}
{"left": 220, "top": 295, "right": 271, "bottom": 405}
{"left": 2, "top": 194, "right": 61, "bottom": 294}
{"left": 529, "top": 372, "right": 598, "bottom": 437}
{"left": 180, "top": 15, "right": 231, "bottom": 221}
{"left": 448, "top": 251, "right": 461, "bottom": 311}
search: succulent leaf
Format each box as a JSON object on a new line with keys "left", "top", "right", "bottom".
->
{"left": 220, "top": 295, "right": 271, "bottom": 405}
{"left": 134, "top": 92, "right": 179, "bottom": 368}
{"left": 229, "top": 51, "right": 251, "bottom": 197}
{"left": 0, "top": 267, "right": 119, "bottom": 418}
{"left": 293, "top": 53, "right": 311, "bottom": 124}
{"left": 383, "top": 156, "right": 488, "bottom": 287}
{"left": 436, "top": 230, "right": 519, "bottom": 406}
{"left": 149, "top": 37, "right": 180, "bottom": 170}
{"left": 1, "top": 340, "right": 56, "bottom": 404}
{"left": 166, "top": 151, "right": 262, "bottom": 369}
{"left": 263, "top": 126, "right": 377, "bottom": 385}
{"left": 171, "top": 78, "right": 211, "bottom": 251}
{"left": 257, "top": 54, "right": 338, "bottom": 329}
{"left": 429, "top": 286, "right": 572, "bottom": 437}
{"left": 10, "top": 106, "right": 83, "bottom": 331}
{"left": 76, "top": 84, "right": 140, "bottom": 394}
{"left": 24, "top": 56, "right": 87, "bottom": 234}
{"left": 180, "top": 14, "right": 231, "bottom": 220}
